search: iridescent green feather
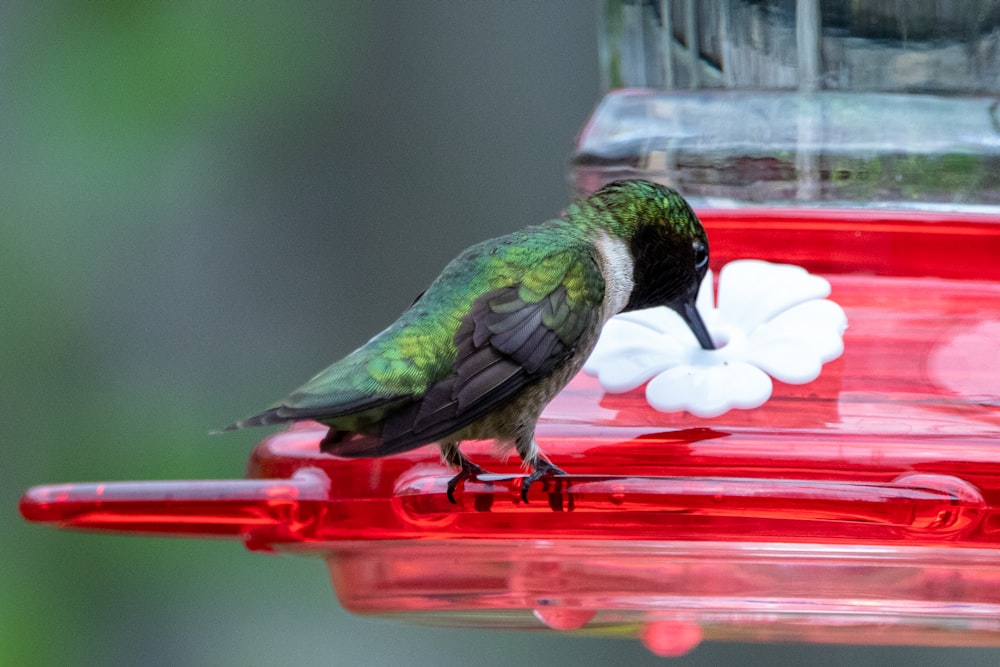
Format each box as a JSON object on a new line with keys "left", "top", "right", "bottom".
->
{"left": 225, "top": 179, "right": 708, "bottom": 444}
{"left": 277, "top": 219, "right": 604, "bottom": 428}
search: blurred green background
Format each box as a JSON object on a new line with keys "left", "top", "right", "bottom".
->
{"left": 3, "top": 2, "right": 998, "bottom": 665}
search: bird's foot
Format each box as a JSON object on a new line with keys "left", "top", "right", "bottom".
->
{"left": 446, "top": 459, "right": 488, "bottom": 504}
{"left": 520, "top": 459, "right": 567, "bottom": 503}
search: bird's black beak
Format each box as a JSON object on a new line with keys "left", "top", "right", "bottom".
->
{"left": 668, "top": 296, "right": 715, "bottom": 350}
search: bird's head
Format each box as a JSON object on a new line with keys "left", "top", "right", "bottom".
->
{"left": 585, "top": 179, "right": 714, "bottom": 350}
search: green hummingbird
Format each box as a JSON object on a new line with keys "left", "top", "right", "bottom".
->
{"left": 223, "top": 180, "right": 714, "bottom": 500}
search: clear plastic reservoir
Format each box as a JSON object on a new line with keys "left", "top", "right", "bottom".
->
{"left": 580, "top": 0, "right": 1000, "bottom": 209}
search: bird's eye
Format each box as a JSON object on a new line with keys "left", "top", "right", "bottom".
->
{"left": 693, "top": 241, "right": 709, "bottom": 270}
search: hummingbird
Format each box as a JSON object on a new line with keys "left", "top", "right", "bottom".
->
{"left": 223, "top": 180, "right": 714, "bottom": 501}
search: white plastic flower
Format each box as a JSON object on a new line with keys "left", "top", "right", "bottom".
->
{"left": 583, "top": 260, "right": 848, "bottom": 418}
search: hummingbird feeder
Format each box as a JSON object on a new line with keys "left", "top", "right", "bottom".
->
{"left": 21, "top": 206, "right": 1000, "bottom": 656}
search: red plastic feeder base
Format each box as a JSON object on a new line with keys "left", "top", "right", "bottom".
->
{"left": 20, "top": 208, "right": 1000, "bottom": 652}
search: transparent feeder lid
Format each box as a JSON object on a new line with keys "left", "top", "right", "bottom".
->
{"left": 587, "top": 1, "right": 1000, "bottom": 212}
{"left": 20, "top": 207, "right": 1000, "bottom": 655}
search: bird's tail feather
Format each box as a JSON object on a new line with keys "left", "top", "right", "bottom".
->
{"left": 210, "top": 408, "right": 288, "bottom": 435}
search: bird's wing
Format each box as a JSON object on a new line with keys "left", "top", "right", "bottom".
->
{"left": 222, "top": 351, "right": 416, "bottom": 431}
{"left": 226, "top": 280, "right": 464, "bottom": 432}
{"left": 327, "top": 240, "right": 606, "bottom": 457}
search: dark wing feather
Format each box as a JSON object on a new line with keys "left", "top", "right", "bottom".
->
{"left": 236, "top": 394, "right": 410, "bottom": 427}
{"left": 335, "top": 273, "right": 603, "bottom": 458}
{"left": 222, "top": 373, "right": 415, "bottom": 432}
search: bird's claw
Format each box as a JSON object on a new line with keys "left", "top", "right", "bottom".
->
{"left": 520, "top": 459, "right": 567, "bottom": 502}
{"left": 446, "top": 460, "right": 488, "bottom": 504}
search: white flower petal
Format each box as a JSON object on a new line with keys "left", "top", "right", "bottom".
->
{"left": 743, "top": 300, "right": 848, "bottom": 383}
{"left": 587, "top": 319, "right": 687, "bottom": 366}
{"left": 745, "top": 337, "right": 824, "bottom": 384}
{"left": 610, "top": 308, "right": 677, "bottom": 333}
{"left": 589, "top": 345, "right": 680, "bottom": 392}
{"left": 587, "top": 318, "right": 659, "bottom": 354}
{"left": 717, "top": 260, "right": 831, "bottom": 332}
{"left": 766, "top": 298, "right": 848, "bottom": 336}
{"left": 617, "top": 306, "right": 715, "bottom": 349}
{"left": 586, "top": 318, "right": 692, "bottom": 391}
{"left": 646, "top": 362, "right": 773, "bottom": 418}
